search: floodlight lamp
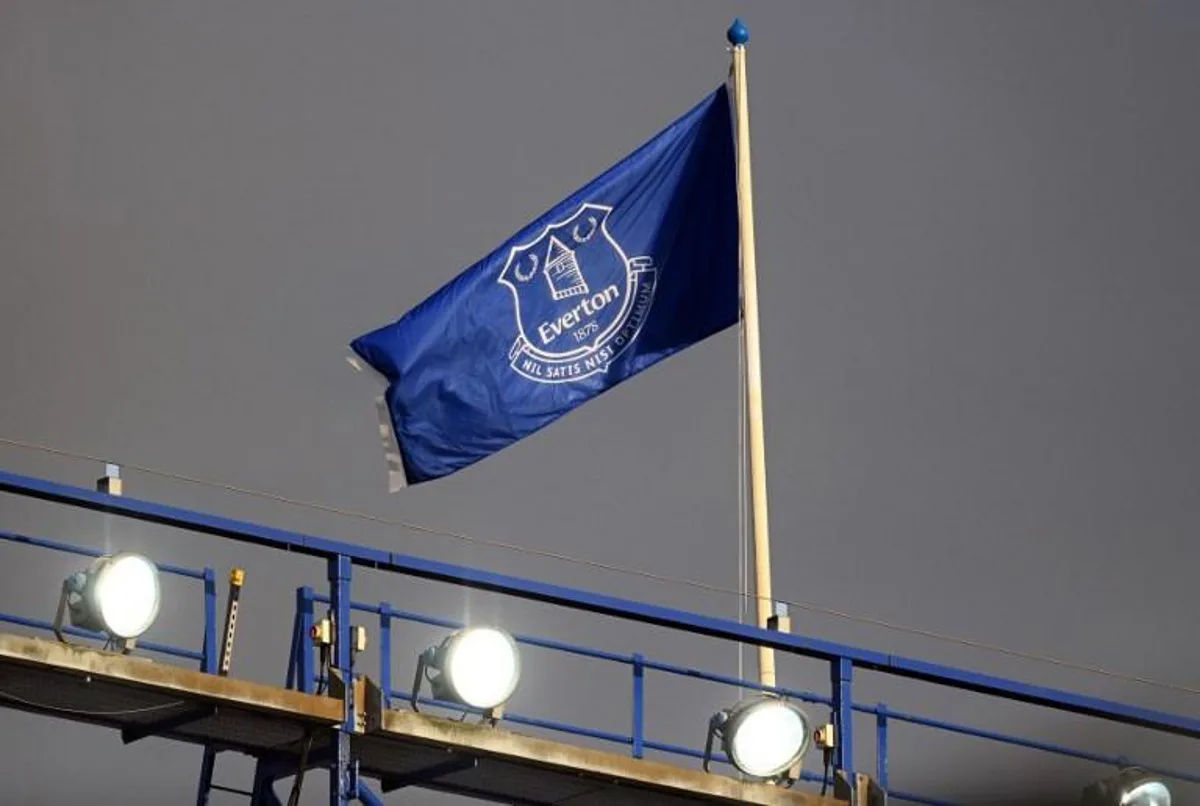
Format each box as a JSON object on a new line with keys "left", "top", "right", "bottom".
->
{"left": 704, "top": 696, "right": 811, "bottom": 781}
{"left": 410, "top": 626, "right": 521, "bottom": 717}
{"left": 55, "top": 552, "right": 162, "bottom": 648}
{"left": 1081, "top": 768, "right": 1171, "bottom": 806}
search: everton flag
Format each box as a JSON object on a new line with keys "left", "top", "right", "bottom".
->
{"left": 350, "top": 85, "right": 739, "bottom": 486}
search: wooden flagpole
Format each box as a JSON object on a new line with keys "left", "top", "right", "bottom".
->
{"left": 727, "top": 18, "right": 777, "bottom": 689}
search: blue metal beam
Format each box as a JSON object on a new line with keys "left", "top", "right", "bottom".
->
{"left": 356, "top": 781, "right": 385, "bottom": 806}
{"left": 328, "top": 554, "right": 354, "bottom": 806}
{"left": 3, "top": 468, "right": 1199, "bottom": 739}
{"left": 0, "top": 529, "right": 207, "bottom": 579}
{"left": 378, "top": 601, "right": 393, "bottom": 711}
{"left": 202, "top": 568, "right": 218, "bottom": 674}
{"left": 876, "top": 703, "right": 889, "bottom": 792}
{"left": 297, "top": 587, "right": 316, "bottom": 695}
{"left": 863, "top": 703, "right": 1200, "bottom": 786}
{"left": 0, "top": 612, "right": 203, "bottom": 661}
{"left": 830, "top": 658, "right": 853, "bottom": 773}
{"left": 631, "top": 653, "right": 646, "bottom": 759}
{"left": 196, "top": 746, "right": 218, "bottom": 806}
{"left": 310, "top": 594, "right": 636, "bottom": 665}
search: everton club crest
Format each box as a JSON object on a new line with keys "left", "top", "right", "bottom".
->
{"left": 499, "top": 202, "right": 657, "bottom": 383}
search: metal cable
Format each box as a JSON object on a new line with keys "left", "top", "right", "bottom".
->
{"left": 0, "top": 685, "right": 185, "bottom": 717}
{"left": 737, "top": 312, "right": 748, "bottom": 690}
{"left": 285, "top": 730, "right": 315, "bottom": 806}
{"left": 2, "top": 434, "right": 1197, "bottom": 697}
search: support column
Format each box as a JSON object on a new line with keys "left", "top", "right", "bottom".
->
{"left": 298, "top": 587, "right": 316, "bottom": 694}
{"left": 328, "top": 555, "right": 355, "bottom": 806}
{"left": 876, "top": 702, "right": 889, "bottom": 793}
{"left": 379, "top": 602, "right": 393, "bottom": 711}
{"left": 202, "top": 568, "right": 218, "bottom": 674}
{"left": 831, "top": 658, "right": 854, "bottom": 774}
{"left": 631, "top": 653, "right": 645, "bottom": 759}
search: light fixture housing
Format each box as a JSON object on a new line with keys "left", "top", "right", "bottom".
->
{"left": 704, "top": 696, "right": 812, "bottom": 781}
{"left": 1081, "top": 768, "right": 1171, "bottom": 806}
{"left": 54, "top": 552, "right": 162, "bottom": 650}
{"left": 410, "top": 626, "right": 522, "bottom": 719}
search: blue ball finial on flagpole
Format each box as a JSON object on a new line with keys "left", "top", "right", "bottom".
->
{"left": 726, "top": 17, "right": 750, "bottom": 46}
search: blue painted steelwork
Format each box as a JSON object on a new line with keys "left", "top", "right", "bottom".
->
{"left": 5, "top": 468, "right": 1200, "bottom": 805}
{"left": 0, "top": 528, "right": 231, "bottom": 802}
{"left": 632, "top": 652, "right": 646, "bottom": 759}
{"left": 327, "top": 554, "right": 354, "bottom": 806}
{"left": 356, "top": 781, "right": 385, "bottom": 806}
{"left": 294, "top": 601, "right": 1200, "bottom": 798}
{"left": 287, "top": 593, "right": 1200, "bottom": 802}
{"left": 0, "top": 529, "right": 211, "bottom": 665}
{"left": 284, "top": 600, "right": 302, "bottom": 692}
{"left": 312, "top": 594, "right": 636, "bottom": 665}
{"left": 642, "top": 656, "right": 832, "bottom": 706}
{"left": 296, "top": 586, "right": 315, "bottom": 695}
{"left": 831, "top": 658, "right": 854, "bottom": 774}
{"left": 378, "top": 601, "right": 393, "bottom": 711}
{"left": 0, "top": 530, "right": 207, "bottom": 578}
{"left": 196, "top": 747, "right": 217, "bottom": 806}
{"left": 202, "top": 568, "right": 218, "bottom": 674}
{"left": 876, "top": 702, "right": 889, "bottom": 792}
{"left": 5, "top": 468, "right": 1196, "bottom": 743}
{"left": 851, "top": 702, "right": 1200, "bottom": 787}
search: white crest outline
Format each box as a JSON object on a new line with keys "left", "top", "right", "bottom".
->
{"left": 498, "top": 202, "right": 635, "bottom": 362}
{"left": 498, "top": 201, "right": 657, "bottom": 384}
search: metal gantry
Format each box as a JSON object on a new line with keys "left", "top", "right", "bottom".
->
{"left": 0, "top": 467, "right": 1198, "bottom": 805}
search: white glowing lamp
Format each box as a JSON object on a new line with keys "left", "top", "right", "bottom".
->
{"left": 55, "top": 552, "right": 162, "bottom": 648}
{"left": 705, "top": 696, "right": 812, "bottom": 781}
{"left": 411, "top": 626, "right": 522, "bottom": 718}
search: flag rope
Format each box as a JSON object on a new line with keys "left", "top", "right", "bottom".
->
{"left": 737, "top": 312, "right": 749, "bottom": 692}
{"left": 0, "top": 434, "right": 1196, "bottom": 698}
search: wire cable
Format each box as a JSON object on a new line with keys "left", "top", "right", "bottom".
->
{"left": 737, "top": 312, "right": 749, "bottom": 691}
{"left": 286, "top": 730, "right": 315, "bottom": 806}
{"left": 0, "top": 685, "right": 185, "bottom": 717}
{"left": 2, "top": 434, "right": 1197, "bottom": 698}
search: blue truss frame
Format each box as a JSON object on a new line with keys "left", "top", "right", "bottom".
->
{"left": 2, "top": 467, "right": 1198, "bottom": 805}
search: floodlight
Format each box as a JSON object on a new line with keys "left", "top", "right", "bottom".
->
{"left": 704, "top": 696, "right": 811, "bottom": 781}
{"left": 1081, "top": 768, "right": 1171, "bottom": 806}
{"left": 410, "top": 626, "right": 522, "bottom": 718}
{"left": 54, "top": 552, "right": 162, "bottom": 650}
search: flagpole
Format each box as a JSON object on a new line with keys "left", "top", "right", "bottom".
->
{"left": 727, "top": 18, "right": 778, "bottom": 689}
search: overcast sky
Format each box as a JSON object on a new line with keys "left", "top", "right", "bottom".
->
{"left": 1, "top": 2, "right": 1198, "bottom": 804}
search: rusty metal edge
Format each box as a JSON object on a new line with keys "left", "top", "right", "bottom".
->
{"left": 376, "top": 709, "right": 846, "bottom": 806}
{"left": 0, "top": 633, "right": 342, "bottom": 724}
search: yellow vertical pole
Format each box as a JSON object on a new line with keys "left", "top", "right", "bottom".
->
{"left": 728, "top": 18, "right": 777, "bottom": 689}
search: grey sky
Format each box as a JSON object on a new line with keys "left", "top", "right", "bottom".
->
{"left": 1, "top": 2, "right": 1198, "bottom": 804}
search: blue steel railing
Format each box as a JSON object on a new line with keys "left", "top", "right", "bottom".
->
{"left": 2, "top": 467, "right": 1199, "bottom": 806}
{"left": 0, "top": 529, "right": 218, "bottom": 671}
{"left": 286, "top": 592, "right": 1200, "bottom": 805}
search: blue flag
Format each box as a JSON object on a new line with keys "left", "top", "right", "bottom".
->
{"left": 350, "top": 85, "right": 739, "bottom": 486}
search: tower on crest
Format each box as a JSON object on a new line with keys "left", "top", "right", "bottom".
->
{"left": 544, "top": 235, "right": 589, "bottom": 300}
